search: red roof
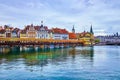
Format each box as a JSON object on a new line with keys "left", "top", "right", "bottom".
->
{"left": 0, "top": 29, "right": 5, "bottom": 33}
{"left": 34, "top": 26, "right": 49, "bottom": 31}
{"left": 69, "top": 33, "right": 77, "bottom": 39}
{"left": 34, "top": 26, "right": 40, "bottom": 30}
{"left": 52, "top": 28, "right": 68, "bottom": 34}
{"left": 25, "top": 25, "right": 31, "bottom": 30}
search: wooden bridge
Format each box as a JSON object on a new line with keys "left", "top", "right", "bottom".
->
{"left": 0, "top": 38, "right": 85, "bottom": 48}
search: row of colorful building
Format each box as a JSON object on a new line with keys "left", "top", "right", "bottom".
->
{"left": 0, "top": 21, "right": 94, "bottom": 45}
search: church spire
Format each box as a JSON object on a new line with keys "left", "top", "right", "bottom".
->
{"left": 90, "top": 24, "right": 94, "bottom": 34}
{"left": 72, "top": 25, "right": 75, "bottom": 33}
{"left": 41, "top": 21, "right": 43, "bottom": 27}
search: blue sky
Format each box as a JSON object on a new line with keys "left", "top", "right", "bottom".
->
{"left": 0, "top": 0, "right": 120, "bottom": 36}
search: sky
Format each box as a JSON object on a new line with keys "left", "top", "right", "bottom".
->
{"left": 0, "top": 0, "right": 120, "bottom": 36}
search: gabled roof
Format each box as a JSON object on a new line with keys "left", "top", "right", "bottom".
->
{"left": 0, "top": 29, "right": 5, "bottom": 34}
{"left": 34, "top": 26, "right": 40, "bottom": 30}
{"left": 69, "top": 33, "right": 77, "bottom": 39}
{"left": 79, "top": 31, "right": 91, "bottom": 37}
{"left": 34, "top": 25, "right": 49, "bottom": 31}
{"left": 4, "top": 25, "right": 14, "bottom": 31}
{"left": 12, "top": 28, "right": 20, "bottom": 33}
{"left": 20, "top": 30, "right": 26, "bottom": 34}
{"left": 44, "top": 26, "right": 48, "bottom": 30}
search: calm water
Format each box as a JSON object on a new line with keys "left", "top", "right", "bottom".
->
{"left": 0, "top": 46, "right": 120, "bottom": 80}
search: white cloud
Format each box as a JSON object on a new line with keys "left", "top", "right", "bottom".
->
{"left": 0, "top": 0, "right": 120, "bottom": 34}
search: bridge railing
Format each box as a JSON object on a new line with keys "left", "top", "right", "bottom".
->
{"left": 0, "top": 38, "right": 84, "bottom": 44}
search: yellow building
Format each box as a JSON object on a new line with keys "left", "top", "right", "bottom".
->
{"left": 78, "top": 25, "right": 94, "bottom": 46}
{"left": 20, "top": 30, "right": 27, "bottom": 38}
{"left": 78, "top": 32, "right": 94, "bottom": 46}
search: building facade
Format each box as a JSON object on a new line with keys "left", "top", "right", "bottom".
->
{"left": 20, "top": 30, "right": 27, "bottom": 38}
{"left": 96, "top": 32, "right": 120, "bottom": 43}
{"left": 35, "top": 22, "right": 50, "bottom": 39}
{"left": 51, "top": 28, "right": 69, "bottom": 40}
{"left": 26, "top": 24, "right": 36, "bottom": 38}
{"left": 78, "top": 25, "right": 94, "bottom": 45}
{"left": 0, "top": 29, "right": 5, "bottom": 38}
{"left": 4, "top": 25, "right": 13, "bottom": 38}
{"left": 11, "top": 28, "right": 20, "bottom": 38}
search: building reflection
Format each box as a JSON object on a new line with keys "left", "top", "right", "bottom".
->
{"left": 0, "top": 46, "right": 94, "bottom": 69}
{"left": 80, "top": 47, "right": 94, "bottom": 60}
{"left": 69, "top": 46, "right": 94, "bottom": 60}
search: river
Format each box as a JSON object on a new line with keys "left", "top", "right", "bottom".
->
{"left": 0, "top": 46, "right": 120, "bottom": 80}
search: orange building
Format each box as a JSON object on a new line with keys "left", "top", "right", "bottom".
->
{"left": 69, "top": 33, "right": 77, "bottom": 40}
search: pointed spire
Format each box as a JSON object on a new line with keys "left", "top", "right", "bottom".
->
{"left": 72, "top": 25, "right": 75, "bottom": 33}
{"left": 84, "top": 30, "right": 86, "bottom": 33}
{"left": 31, "top": 24, "right": 33, "bottom": 27}
{"left": 90, "top": 24, "right": 94, "bottom": 34}
{"left": 41, "top": 21, "right": 43, "bottom": 27}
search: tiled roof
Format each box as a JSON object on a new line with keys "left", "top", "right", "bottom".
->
{"left": 79, "top": 31, "right": 91, "bottom": 37}
{"left": 20, "top": 30, "right": 26, "bottom": 34}
{"left": 34, "top": 26, "right": 40, "bottom": 30}
{"left": 52, "top": 28, "right": 69, "bottom": 34}
{"left": 69, "top": 33, "right": 77, "bottom": 39}
{"left": 44, "top": 26, "right": 48, "bottom": 30}
{"left": 25, "top": 25, "right": 30, "bottom": 30}
{"left": 0, "top": 29, "right": 5, "bottom": 33}
{"left": 12, "top": 28, "right": 20, "bottom": 33}
{"left": 34, "top": 26, "right": 49, "bottom": 31}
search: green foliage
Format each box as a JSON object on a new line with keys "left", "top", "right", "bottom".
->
{"left": 95, "top": 39, "right": 100, "bottom": 43}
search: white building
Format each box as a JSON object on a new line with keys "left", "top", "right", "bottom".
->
{"left": 35, "top": 21, "right": 50, "bottom": 39}
{"left": 11, "top": 28, "right": 20, "bottom": 38}
{"left": 51, "top": 28, "right": 69, "bottom": 40}
{"left": 35, "top": 26, "right": 50, "bottom": 39}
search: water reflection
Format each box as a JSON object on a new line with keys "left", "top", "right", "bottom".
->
{"left": 0, "top": 46, "right": 94, "bottom": 68}
{"left": 1, "top": 46, "right": 120, "bottom": 80}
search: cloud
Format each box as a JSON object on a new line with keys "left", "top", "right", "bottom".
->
{"left": 0, "top": 0, "right": 120, "bottom": 35}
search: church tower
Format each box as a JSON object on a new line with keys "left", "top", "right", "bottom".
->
{"left": 72, "top": 25, "right": 75, "bottom": 33}
{"left": 90, "top": 24, "right": 94, "bottom": 34}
